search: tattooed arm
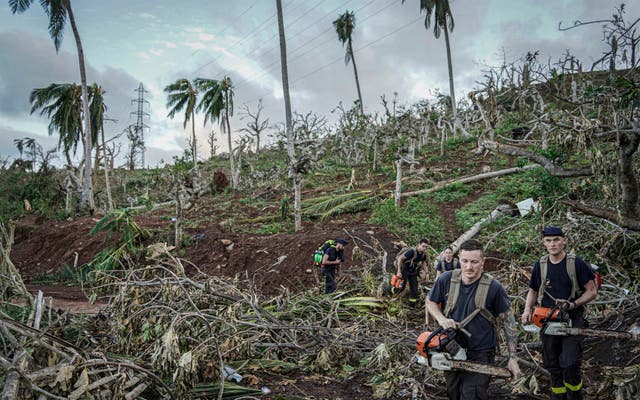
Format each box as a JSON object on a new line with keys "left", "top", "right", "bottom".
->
{"left": 499, "top": 309, "right": 522, "bottom": 378}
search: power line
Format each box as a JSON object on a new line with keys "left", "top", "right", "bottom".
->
{"left": 234, "top": 0, "right": 392, "bottom": 90}
{"left": 234, "top": 0, "right": 383, "bottom": 89}
{"left": 241, "top": 0, "right": 354, "bottom": 68}
{"left": 190, "top": 1, "right": 259, "bottom": 57}
{"left": 193, "top": 0, "right": 296, "bottom": 74}
{"left": 241, "top": 13, "right": 423, "bottom": 105}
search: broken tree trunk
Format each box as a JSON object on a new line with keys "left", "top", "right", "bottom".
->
{"left": 0, "top": 222, "right": 31, "bottom": 302}
{"left": 449, "top": 203, "right": 520, "bottom": 253}
{"left": 401, "top": 164, "right": 539, "bottom": 198}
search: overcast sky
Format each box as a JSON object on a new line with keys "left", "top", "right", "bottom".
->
{"left": 0, "top": 0, "right": 636, "bottom": 167}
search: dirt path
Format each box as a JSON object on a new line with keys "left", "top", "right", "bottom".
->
{"left": 25, "top": 284, "right": 107, "bottom": 315}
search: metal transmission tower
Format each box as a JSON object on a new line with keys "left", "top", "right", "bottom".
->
{"left": 128, "top": 82, "right": 149, "bottom": 170}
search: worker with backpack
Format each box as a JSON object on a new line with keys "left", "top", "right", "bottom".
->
{"left": 521, "top": 226, "right": 598, "bottom": 400}
{"left": 394, "top": 238, "right": 429, "bottom": 307}
{"left": 435, "top": 245, "right": 460, "bottom": 280}
{"left": 427, "top": 239, "right": 521, "bottom": 399}
{"left": 318, "top": 238, "right": 347, "bottom": 294}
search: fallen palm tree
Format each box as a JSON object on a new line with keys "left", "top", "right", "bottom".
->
{"left": 301, "top": 189, "right": 385, "bottom": 221}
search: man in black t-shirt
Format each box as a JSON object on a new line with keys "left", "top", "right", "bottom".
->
{"left": 436, "top": 245, "right": 460, "bottom": 280}
{"left": 395, "top": 239, "right": 429, "bottom": 307}
{"left": 521, "top": 226, "right": 597, "bottom": 400}
{"left": 321, "top": 238, "right": 347, "bottom": 294}
{"left": 428, "top": 239, "right": 521, "bottom": 400}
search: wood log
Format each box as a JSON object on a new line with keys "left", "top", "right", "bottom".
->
{"left": 449, "top": 203, "right": 520, "bottom": 253}
{"left": 401, "top": 165, "right": 539, "bottom": 198}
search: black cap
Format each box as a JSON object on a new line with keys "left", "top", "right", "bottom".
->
{"left": 542, "top": 226, "right": 564, "bottom": 237}
{"left": 336, "top": 238, "right": 348, "bottom": 245}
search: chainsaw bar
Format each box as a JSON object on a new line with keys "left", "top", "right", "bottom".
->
{"left": 447, "top": 360, "right": 512, "bottom": 378}
{"left": 543, "top": 322, "right": 634, "bottom": 339}
{"left": 426, "top": 352, "right": 512, "bottom": 377}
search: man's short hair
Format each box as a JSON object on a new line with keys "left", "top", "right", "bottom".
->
{"left": 542, "top": 226, "right": 564, "bottom": 237}
{"left": 419, "top": 238, "right": 428, "bottom": 245}
{"left": 459, "top": 239, "right": 483, "bottom": 254}
{"left": 445, "top": 246, "right": 453, "bottom": 252}
{"left": 336, "top": 238, "right": 348, "bottom": 245}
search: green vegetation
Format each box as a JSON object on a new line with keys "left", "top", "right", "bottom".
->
{"left": 369, "top": 197, "right": 445, "bottom": 244}
{"left": 80, "top": 210, "right": 150, "bottom": 281}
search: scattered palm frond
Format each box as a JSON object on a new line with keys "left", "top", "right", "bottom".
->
{"left": 301, "top": 189, "right": 384, "bottom": 221}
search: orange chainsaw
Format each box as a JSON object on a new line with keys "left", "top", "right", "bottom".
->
{"left": 416, "top": 327, "right": 512, "bottom": 378}
{"left": 528, "top": 306, "right": 638, "bottom": 339}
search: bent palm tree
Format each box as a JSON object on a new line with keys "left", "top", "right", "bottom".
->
{"left": 333, "top": 10, "right": 364, "bottom": 113}
{"left": 164, "top": 79, "right": 199, "bottom": 167}
{"left": 195, "top": 76, "right": 237, "bottom": 188}
{"left": 10, "top": 0, "right": 95, "bottom": 212}
{"left": 29, "top": 83, "right": 82, "bottom": 167}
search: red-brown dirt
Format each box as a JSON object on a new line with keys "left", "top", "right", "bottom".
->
{"left": 12, "top": 210, "right": 405, "bottom": 297}
{"left": 10, "top": 203, "right": 411, "bottom": 400}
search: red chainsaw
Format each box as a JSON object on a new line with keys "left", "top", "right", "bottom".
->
{"left": 416, "top": 327, "right": 512, "bottom": 378}
{"left": 529, "top": 306, "right": 638, "bottom": 339}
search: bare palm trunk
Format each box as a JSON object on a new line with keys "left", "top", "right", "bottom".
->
{"left": 348, "top": 40, "right": 364, "bottom": 114}
{"left": 67, "top": 4, "right": 94, "bottom": 214}
{"left": 394, "top": 159, "right": 403, "bottom": 207}
{"left": 276, "top": 0, "right": 300, "bottom": 231}
{"left": 101, "top": 123, "right": 113, "bottom": 210}
{"left": 443, "top": 24, "right": 456, "bottom": 120}
{"left": 191, "top": 110, "right": 197, "bottom": 168}
{"left": 225, "top": 91, "right": 236, "bottom": 189}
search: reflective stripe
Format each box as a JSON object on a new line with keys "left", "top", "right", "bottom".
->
{"left": 408, "top": 298, "right": 417, "bottom": 303}
{"left": 551, "top": 386, "right": 567, "bottom": 394}
{"left": 564, "top": 380, "right": 583, "bottom": 392}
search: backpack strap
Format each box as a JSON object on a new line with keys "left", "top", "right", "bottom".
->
{"left": 537, "top": 254, "right": 579, "bottom": 303}
{"left": 537, "top": 255, "right": 548, "bottom": 305}
{"left": 401, "top": 248, "right": 418, "bottom": 269}
{"left": 443, "top": 269, "right": 462, "bottom": 318}
{"left": 453, "top": 259, "right": 459, "bottom": 269}
{"left": 459, "top": 273, "right": 496, "bottom": 328}
{"left": 566, "top": 254, "right": 578, "bottom": 300}
{"left": 444, "top": 271, "right": 496, "bottom": 329}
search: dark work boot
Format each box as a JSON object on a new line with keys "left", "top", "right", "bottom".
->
{"left": 566, "top": 390, "right": 582, "bottom": 400}
{"left": 550, "top": 389, "right": 566, "bottom": 400}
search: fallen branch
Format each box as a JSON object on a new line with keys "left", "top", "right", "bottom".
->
{"left": 401, "top": 165, "right": 539, "bottom": 198}
{"left": 477, "top": 141, "right": 594, "bottom": 177}
{"left": 560, "top": 199, "right": 640, "bottom": 231}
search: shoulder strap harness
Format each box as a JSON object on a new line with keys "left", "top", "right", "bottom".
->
{"left": 442, "top": 269, "right": 496, "bottom": 328}
{"left": 537, "top": 253, "right": 578, "bottom": 305}
{"left": 400, "top": 247, "right": 418, "bottom": 267}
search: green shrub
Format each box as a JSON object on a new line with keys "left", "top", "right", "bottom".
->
{"left": 369, "top": 197, "right": 444, "bottom": 244}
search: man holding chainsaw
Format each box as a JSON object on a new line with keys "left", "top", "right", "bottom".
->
{"left": 521, "top": 226, "right": 597, "bottom": 400}
{"left": 427, "top": 239, "right": 521, "bottom": 399}
{"left": 396, "top": 239, "right": 429, "bottom": 307}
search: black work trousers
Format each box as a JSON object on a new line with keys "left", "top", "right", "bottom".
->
{"left": 444, "top": 350, "right": 494, "bottom": 400}
{"left": 401, "top": 265, "right": 419, "bottom": 305}
{"left": 323, "top": 265, "right": 337, "bottom": 294}
{"left": 542, "top": 316, "right": 586, "bottom": 400}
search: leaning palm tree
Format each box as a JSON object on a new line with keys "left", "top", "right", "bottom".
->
{"left": 13, "top": 138, "right": 24, "bottom": 161}
{"left": 29, "top": 83, "right": 83, "bottom": 167}
{"left": 164, "top": 78, "right": 199, "bottom": 168}
{"left": 333, "top": 10, "right": 364, "bottom": 114}
{"left": 10, "top": 0, "right": 95, "bottom": 212}
{"left": 404, "top": 0, "right": 465, "bottom": 136}
{"left": 195, "top": 76, "right": 237, "bottom": 188}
